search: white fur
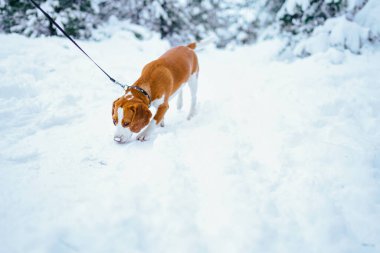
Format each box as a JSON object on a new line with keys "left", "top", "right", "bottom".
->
{"left": 124, "top": 91, "right": 133, "bottom": 100}
{"left": 177, "top": 89, "right": 183, "bottom": 110}
{"left": 194, "top": 37, "right": 216, "bottom": 52}
{"left": 187, "top": 73, "right": 198, "bottom": 120}
{"left": 151, "top": 96, "right": 165, "bottom": 108}
{"left": 137, "top": 119, "right": 157, "bottom": 141}
{"left": 113, "top": 107, "right": 133, "bottom": 143}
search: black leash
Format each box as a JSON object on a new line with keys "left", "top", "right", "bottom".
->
{"left": 29, "top": 0, "right": 151, "bottom": 106}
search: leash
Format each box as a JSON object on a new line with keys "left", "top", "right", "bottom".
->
{"left": 29, "top": 0, "right": 151, "bottom": 106}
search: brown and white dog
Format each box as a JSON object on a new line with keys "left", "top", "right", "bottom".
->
{"left": 112, "top": 43, "right": 199, "bottom": 143}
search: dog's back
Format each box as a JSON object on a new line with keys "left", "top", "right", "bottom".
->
{"left": 138, "top": 43, "right": 199, "bottom": 96}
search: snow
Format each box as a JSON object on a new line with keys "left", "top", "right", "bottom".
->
{"left": 279, "top": 0, "right": 311, "bottom": 15}
{"left": 294, "top": 16, "right": 370, "bottom": 56}
{"left": 1, "top": 30, "right": 380, "bottom": 253}
{"left": 347, "top": 0, "right": 367, "bottom": 11}
{"left": 355, "top": 0, "right": 380, "bottom": 38}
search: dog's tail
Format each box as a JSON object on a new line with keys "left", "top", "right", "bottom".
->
{"left": 186, "top": 37, "right": 216, "bottom": 51}
{"left": 186, "top": 42, "right": 197, "bottom": 50}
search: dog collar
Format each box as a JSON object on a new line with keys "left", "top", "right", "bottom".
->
{"left": 126, "top": 86, "right": 151, "bottom": 107}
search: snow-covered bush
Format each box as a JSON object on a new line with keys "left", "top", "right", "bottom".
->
{"left": 0, "top": 0, "right": 95, "bottom": 38}
{"left": 0, "top": 0, "right": 260, "bottom": 47}
{"left": 0, "top": 0, "right": 379, "bottom": 54}
{"left": 277, "top": 0, "right": 346, "bottom": 35}
{"left": 94, "top": 0, "right": 259, "bottom": 47}
{"left": 274, "top": 0, "right": 380, "bottom": 56}
{"left": 355, "top": 0, "right": 380, "bottom": 39}
{"left": 294, "top": 16, "right": 370, "bottom": 56}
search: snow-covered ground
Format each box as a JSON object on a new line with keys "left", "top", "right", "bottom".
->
{"left": 1, "top": 31, "right": 380, "bottom": 253}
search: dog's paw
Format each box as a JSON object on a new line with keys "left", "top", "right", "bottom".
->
{"left": 159, "top": 120, "right": 165, "bottom": 128}
{"left": 136, "top": 131, "right": 151, "bottom": 142}
{"left": 187, "top": 107, "right": 197, "bottom": 120}
{"left": 187, "top": 111, "right": 196, "bottom": 120}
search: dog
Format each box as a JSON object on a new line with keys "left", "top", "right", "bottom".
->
{"left": 112, "top": 42, "right": 199, "bottom": 143}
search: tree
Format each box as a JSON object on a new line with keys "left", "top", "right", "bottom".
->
{"left": 0, "top": 0, "right": 95, "bottom": 38}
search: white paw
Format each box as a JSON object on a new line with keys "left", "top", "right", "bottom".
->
{"left": 160, "top": 120, "right": 165, "bottom": 127}
{"left": 187, "top": 103, "right": 197, "bottom": 120}
{"left": 187, "top": 110, "right": 196, "bottom": 120}
{"left": 136, "top": 131, "right": 151, "bottom": 142}
{"left": 136, "top": 120, "right": 157, "bottom": 141}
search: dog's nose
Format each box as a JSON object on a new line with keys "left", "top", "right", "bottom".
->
{"left": 114, "top": 136, "right": 122, "bottom": 142}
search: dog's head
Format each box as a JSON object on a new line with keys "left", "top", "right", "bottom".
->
{"left": 112, "top": 96, "right": 152, "bottom": 143}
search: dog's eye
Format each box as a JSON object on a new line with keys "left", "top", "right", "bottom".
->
{"left": 123, "top": 122, "right": 130, "bottom": 127}
{"left": 113, "top": 118, "right": 117, "bottom": 126}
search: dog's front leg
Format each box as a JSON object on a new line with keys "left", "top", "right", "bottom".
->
{"left": 137, "top": 102, "right": 169, "bottom": 141}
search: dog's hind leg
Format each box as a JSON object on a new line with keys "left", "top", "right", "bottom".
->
{"left": 177, "top": 89, "right": 183, "bottom": 110}
{"left": 187, "top": 73, "right": 198, "bottom": 120}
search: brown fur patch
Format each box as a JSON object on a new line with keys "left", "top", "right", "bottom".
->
{"left": 129, "top": 103, "right": 152, "bottom": 133}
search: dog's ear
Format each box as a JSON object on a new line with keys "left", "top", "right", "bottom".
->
{"left": 112, "top": 98, "right": 121, "bottom": 116}
{"left": 130, "top": 103, "right": 152, "bottom": 133}
{"left": 112, "top": 98, "right": 121, "bottom": 125}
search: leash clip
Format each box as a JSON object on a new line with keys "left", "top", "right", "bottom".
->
{"left": 113, "top": 79, "right": 129, "bottom": 90}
